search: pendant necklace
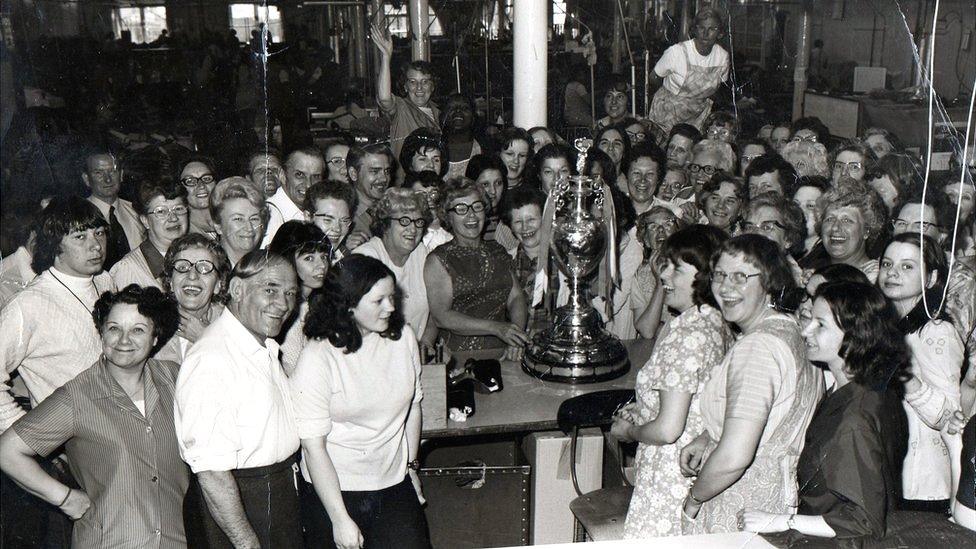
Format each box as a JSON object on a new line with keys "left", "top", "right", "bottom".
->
{"left": 49, "top": 270, "right": 99, "bottom": 314}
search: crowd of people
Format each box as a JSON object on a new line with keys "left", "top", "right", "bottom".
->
{"left": 1, "top": 6, "right": 975, "bottom": 549}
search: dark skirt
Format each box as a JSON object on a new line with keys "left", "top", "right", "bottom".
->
{"left": 184, "top": 457, "right": 302, "bottom": 548}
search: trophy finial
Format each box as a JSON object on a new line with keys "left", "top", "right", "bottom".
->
{"left": 573, "top": 137, "right": 593, "bottom": 174}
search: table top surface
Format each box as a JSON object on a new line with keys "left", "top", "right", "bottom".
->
{"left": 421, "top": 339, "right": 654, "bottom": 438}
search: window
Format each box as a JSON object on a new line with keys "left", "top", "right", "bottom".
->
{"left": 230, "top": 4, "right": 284, "bottom": 43}
{"left": 379, "top": 4, "right": 443, "bottom": 38}
{"left": 113, "top": 6, "right": 167, "bottom": 44}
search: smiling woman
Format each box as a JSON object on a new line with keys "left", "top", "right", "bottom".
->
{"left": 210, "top": 176, "right": 269, "bottom": 267}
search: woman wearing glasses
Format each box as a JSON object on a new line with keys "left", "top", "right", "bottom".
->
{"left": 155, "top": 233, "right": 231, "bottom": 363}
{"left": 110, "top": 179, "right": 189, "bottom": 289}
{"left": 739, "top": 192, "right": 808, "bottom": 282}
{"left": 175, "top": 155, "right": 218, "bottom": 239}
{"left": 210, "top": 176, "right": 268, "bottom": 267}
{"left": 305, "top": 181, "right": 357, "bottom": 263}
{"left": 830, "top": 141, "right": 877, "bottom": 185}
{"left": 425, "top": 179, "right": 529, "bottom": 360}
{"left": 687, "top": 138, "right": 735, "bottom": 196}
{"left": 680, "top": 234, "right": 823, "bottom": 534}
{"left": 353, "top": 188, "right": 435, "bottom": 346}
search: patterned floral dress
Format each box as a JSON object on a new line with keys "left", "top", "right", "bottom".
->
{"left": 430, "top": 240, "right": 514, "bottom": 351}
{"left": 623, "top": 305, "right": 733, "bottom": 539}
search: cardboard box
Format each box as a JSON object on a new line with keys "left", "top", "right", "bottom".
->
{"left": 420, "top": 363, "right": 447, "bottom": 432}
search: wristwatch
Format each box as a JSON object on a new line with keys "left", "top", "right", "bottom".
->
{"left": 407, "top": 459, "right": 421, "bottom": 471}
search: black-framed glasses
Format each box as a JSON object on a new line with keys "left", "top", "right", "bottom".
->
{"left": 172, "top": 259, "right": 216, "bottom": 275}
{"left": 148, "top": 205, "right": 189, "bottom": 219}
{"left": 710, "top": 270, "right": 761, "bottom": 285}
{"left": 742, "top": 220, "right": 785, "bottom": 233}
{"left": 181, "top": 174, "right": 216, "bottom": 188}
{"left": 833, "top": 161, "right": 863, "bottom": 173}
{"left": 387, "top": 216, "right": 428, "bottom": 229}
{"left": 447, "top": 201, "right": 487, "bottom": 215}
{"left": 687, "top": 164, "right": 717, "bottom": 175}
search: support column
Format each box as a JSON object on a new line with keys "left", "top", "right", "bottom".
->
{"left": 408, "top": 0, "right": 430, "bottom": 61}
{"left": 791, "top": 1, "right": 811, "bottom": 120}
{"left": 678, "top": 0, "right": 691, "bottom": 40}
{"left": 513, "top": 0, "right": 548, "bottom": 128}
{"left": 351, "top": 4, "right": 367, "bottom": 78}
{"left": 611, "top": 0, "right": 623, "bottom": 74}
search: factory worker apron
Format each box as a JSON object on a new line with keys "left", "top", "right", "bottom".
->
{"left": 649, "top": 43, "right": 728, "bottom": 136}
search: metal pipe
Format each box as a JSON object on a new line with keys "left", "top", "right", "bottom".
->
{"left": 792, "top": 0, "right": 812, "bottom": 121}
{"left": 351, "top": 3, "right": 366, "bottom": 78}
{"left": 408, "top": 0, "right": 430, "bottom": 61}
{"left": 513, "top": 0, "right": 548, "bottom": 127}
{"left": 611, "top": 0, "right": 623, "bottom": 73}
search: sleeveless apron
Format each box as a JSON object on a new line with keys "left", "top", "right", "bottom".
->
{"left": 649, "top": 42, "right": 728, "bottom": 135}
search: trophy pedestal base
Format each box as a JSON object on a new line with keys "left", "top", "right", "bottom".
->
{"left": 521, "top": 330, "right": 629, "bottom": 384}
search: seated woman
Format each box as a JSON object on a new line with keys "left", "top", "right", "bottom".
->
{"left": 466, "top": 153, "right": 516, "bottom": 250}
{"left": 743, "top": 281, "right": 910, "bottom": 542}
{"left": 304, "top": 180, "right": 357, "bottom": 263}
{"left": 269, "top": 221, "right": 331, "bottom": 376}
{"left": 498, "top": 186, "right": 553, "bottom": 332}
{"left": 698, "top": 171, "right": 746, "bottom": 234}
{"left": 807, "top": 179, "right": 888, "bottom": 281}
{"left": 612, "top": 225, "right": 734, "bottom": 538}
{"left": 291, "top": 255, "right": 429, "bottom": 549}
{"left": 155, "top": 233, "right": 231, "bottom": 363}
{"left": 680, "top": 234, "right": 823, "bottom": 534}
{"left": 424, "top": 179, "right": 528, "bottom": 360}
{"left": 211, "top": 176, "right": 268, "bottom": 267}
{"left": 740, "top": 192, "right": 808, "bottom": 282}
{"left": 353, "top": 188, "right": 434, "bottom": 345}
{"left": 631, "top": 207, "right": 684, "bottom": 339}
{"left": 110, "top": 179, "right": 189, "bottom": 289}
{"left": 878, "top": 233, "right": 964, "bottom": 512}
{"left": 177, "top": 154, "right": 219, "bottom": 239}
{"left": 0, "top": 285, "right": 185, "bottom": 548}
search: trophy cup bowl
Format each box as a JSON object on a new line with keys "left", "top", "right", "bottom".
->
{"left": 522, "top": 175, "right": 629, "bottom": 383}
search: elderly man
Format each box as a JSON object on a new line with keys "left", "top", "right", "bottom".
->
{"left": 262, "top": 147, "right": 324, "bottom": 247}
{"left": 346, "top": 143, "right": 395, "bottom": 250}
{"left": 82, "top": 150, "right": 144, "bottom": 270}
{"left": 175, "top": 250, "right": 302, "bottom": 548}
{"left": 0, "top": 196, "right": 116, "bottom": 548}
{"left": 245, "top": 148, "right": 284, "bottom": 199}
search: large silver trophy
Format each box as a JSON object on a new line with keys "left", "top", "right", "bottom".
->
{"left": 521, "top": 140, "right": 629, "bottom": 383}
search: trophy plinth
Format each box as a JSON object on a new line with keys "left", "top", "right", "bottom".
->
{"left": 521, "top": 175, "right": 629, "bottom": 384}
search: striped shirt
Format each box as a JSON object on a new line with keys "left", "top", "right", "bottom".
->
{"left": 12, "top": 357, "right": 189, "bottom": 549}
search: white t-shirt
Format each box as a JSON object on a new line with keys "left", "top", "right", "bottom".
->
{"left": 353, "top": 237, "right": 430, "bottom": 341}
{"left": 654, "top": 40, "right": 730, "bottom": 95}
{"left": 290, "top": 328, "right": 422, "bottom": 491}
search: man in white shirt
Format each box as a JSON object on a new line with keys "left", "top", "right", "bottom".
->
{"left": 262, "top": 147, "right": 324, "bottom": 247}
{"left": 82, "top": 151, "right": 144, "bottom": 270}
{"left": 175, "top": 250, "right": 302, "bottom": 548}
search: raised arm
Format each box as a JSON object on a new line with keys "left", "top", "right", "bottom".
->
{"left": 371, "top": 23, "right": 395, "bottom": 113}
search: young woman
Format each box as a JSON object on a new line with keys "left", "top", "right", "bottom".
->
{"left": 877, "top": 233, "right": 964, "bottom": 512}
{"left": 743, "top": 281, "right": 909, "bottom": 542}
{"left": 177, "top": 155, "right": 219, "bottom": 239}
{"left": 699, "top": 172, "right": 746, "bottom": 233}
{"left": 613, "top": 226, "right": 733, "bottom": 538}
{"left": 292, "top": 255, "right": 429, "bottom": 549}
{"left": 496, "top": 127, "right": 533, "bottom": 190}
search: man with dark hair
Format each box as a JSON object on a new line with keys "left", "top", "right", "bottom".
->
{"left": 346, "top": 143, "right": 396, "bottom": 249}
{"left": 245, "top": 147, "right": 284, "bottom": 199}
{"left": 262, "top": 147, "right": 324, "bottom": 247}
{"left": 745, "top": 153, "right": 799, "bottom": 199}
{"left": 81, "top": 150, "right": 144, "bottom": 270}
{"left": 176, "top": 250, "right": 301, "bottom": 548}
{"left": 892, "top": 190, "right": 954, "bottom": 245}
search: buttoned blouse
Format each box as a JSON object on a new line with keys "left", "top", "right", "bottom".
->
{"left": 174, "top": 309, "right": 300, "bottom": 473}
{"left": 13, "top": 358, "right": 189, "bottom": 549}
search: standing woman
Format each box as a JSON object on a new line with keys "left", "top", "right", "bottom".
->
{"left": 743, "top": 282, "right": 910, "bottom": 542}
{"left": 877, "top": 233, "right": 964, "bottom": 512}
{"left": 613, "top": 226, "right": 734, "bottom": 538}
{"left": 291, "top": 255, "right": 429, "bottom": 549}
{"left": 110, "top": 179, "right": 189, "bottom": 289}
{"left": 210, "top": 177, "right": 268, "bottom": 267}
{"left": 680, "top": 234, "right": 823, "bottom": 534}
{"left": 441, "top": 94, "right": 485, "bottom": 180}
{"left": 466, "top": 153, "right": 517, "bottom": 250}
{"left": 269, "top": 221, "right": 331, "bottom": 376}
{"left": 648, "top": 7, "right": 731, "bottom": 135}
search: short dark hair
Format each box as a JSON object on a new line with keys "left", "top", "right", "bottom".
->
{"left": 32, "top": 196, "right": 109, "bottom": 273}
{"left": 744, "top": 153, "right": 799, "bottom": 198}
{"left": 161, "top": 233, "right": 231, "bottom": 304}
{"left": 404, "top": 170, "right": 443, "bottom": 189}
{"left": 660, "top": 224, "right": 729, "bottom": 310}
{"left": 498, "top": 185, "right": 547, "bottom": 227}
{"left": 132, "top": 178, "right": 187, "bottom": 215}
{"left": 346, "top": 143, "right": 396, "bottom": 178}
{"left": 668, "top": 123, "right": 702, "bottom": 144}
{"left": 268, "top": 221, "right": 332, "bottom": 263}
{"left": 303, "top": 180, "right": 358, "bottom": 215}
{"left": 531, "top": 143, "right": 577, "bottom": 187}
{"left": 620, "top": 142, "right": 667, "bottom": 184}
{"left": 304, "top": 255, "right": 405, "bottom": 353}
{"left": 792, "top": 175, "right": 831, "bottom": 197}
{"left": 285, "top": 146, "right": 325, "bottom": 169}
{"left": 896, "top": 189, "right": 955, "bottom": 235}
{"left": 399, "top": 128, "right": 447, "bottom": 177}
{"left": 715, "top": 233, "right": 805, "bottom": 313}
{"left": 174, "top": 154, "right": 217, "bottom": 182}
{"left": 814, "top": 281, "right": 911, "bottom": 390}
{"left": 790, "top": 117, "right": 831, "bottom": 146}
{"left": 700, "top": 171, "right": 747, "bottom": 203}
{"left": 744, "top": 192, "right": 808, "bottom": 257}
{"left": 396, "top": 60, "right": 436, "bottom": 95}
{"left": 464, "top": 153, "right": 508, "bottom": 189}
{"left": 496, "top": 127, "right": 534, "bottom": 157}
{"left": 812, "top": 262, "right": 870, "bottom": 285}
{"left": 92, "top": 284, "right": 180, "bottom": 355}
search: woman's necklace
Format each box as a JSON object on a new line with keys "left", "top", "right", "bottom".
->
{"left": 49, "top": 270, "right": 99, "bottom": 314}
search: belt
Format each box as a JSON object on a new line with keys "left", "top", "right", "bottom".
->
{"left": 230, "top": 456, "right": 296, "bottom": 479}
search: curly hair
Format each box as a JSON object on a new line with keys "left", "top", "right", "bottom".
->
{"left": 209, "top": 176, "right": 269, "bottom": 229}
{"left": 495, "top": 127, "right": 534, "bottom": 158}
{"left": 621, "top": 142, "right": 668, "bottom": 185}
{"left": 32, "top": 196, "right": 109, "bottom": 274}
{"left": 660, "top": 224, "right": 729, "bottom": 310}
{"left": 714, "top": 233, "right": 805, "bottom": 313}
{"left": 132, "top": 178, "right": 187, "bottom": 215}
{"left": 816, "top": 178, "right": 889, "bottom": 253}
{"left": 437, "top": 178, "right": 486, "bottom": 230}
{"left": 92, "top": 284, "right": 180, "bottom": 355}
{"left": 780, "top": 140, "right": 830, "bottom": 178}
{"left": 268, "top": 221, "right": 332, "bottom": 264}
{"left": 174, "top": 154, "right": 217, "bottom": 183}
{"left": 304, "top": 255, "right": 404, "bottom": 353}
{"left": 399, "top": 128, "right": 447, "bottom": 178}
{"left": 743, "top": 191, "right": 808, "bottom": 257}
{"left": 303, "top": 180, "right": 358, "bottom": 216}
{"left": 700, "top": 171, "right": 747, "bottom": 202}
{"left": 161, "top": 233, "right": 232, "bottom": 304}
{"left": 691, "top": 138, "right": 736, "bottom": 172}
{"left": 814, "top": 281, "right": 912, "bottom": 391}
{"left": 369, "top": 187, "right": 432, "bottom": 237}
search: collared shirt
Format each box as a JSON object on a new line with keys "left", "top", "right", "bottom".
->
{"left": 175, "top": 309, "right": 300, "bottom": 473}
{"left": 87, "top": 196, "right": 145, "bottom": 250}
{"left": 0, "top": 269, "right": 116, "bottom": 432}
{"left": 381, "top": 95, "right": 440, "bottom": 157}
{"left": 262, "top": 187, "right": 308, "bottom": 248}
{"left": 13, "top": 358, "right": 189, "bottom": 549}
